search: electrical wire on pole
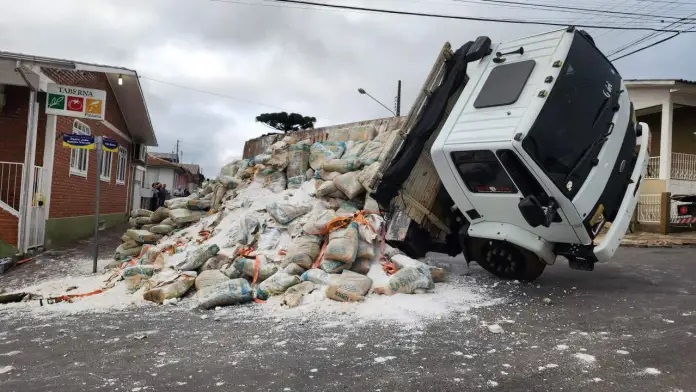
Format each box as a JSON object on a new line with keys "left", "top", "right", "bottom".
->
{"left": 210, "top": 0, "right": 696, "bottom": 32}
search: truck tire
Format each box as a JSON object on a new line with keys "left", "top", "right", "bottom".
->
{"left": 474, "top": 239, "right": 546, "bottom": 281}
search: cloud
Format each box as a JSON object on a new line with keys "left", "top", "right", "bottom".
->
{"left": 1, "top": 0, "right": 695, "bottom": 176}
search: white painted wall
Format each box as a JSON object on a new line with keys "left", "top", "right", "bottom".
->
{"left": 145, "top": 167, "right": 176, "bottom": 191}
{"left": 670, "top": 179, "right": 696, "bottom": 195}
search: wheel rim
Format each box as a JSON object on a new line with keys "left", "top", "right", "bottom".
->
{"left": 485, "top": 241, "right": 523, "bottom": 276}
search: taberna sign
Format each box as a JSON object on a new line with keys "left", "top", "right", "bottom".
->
{"left": 62, "top": 134, "right": 95, "bottom": 150}
{"left": 46, "top": 83, "right": 107, "bottom": 121}
{"left": 102, "top": 137, "right": 119, "bottom": 153}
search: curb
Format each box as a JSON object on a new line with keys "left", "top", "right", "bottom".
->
{"left": 620, "top": 241, "right": 696, "bottom": 248}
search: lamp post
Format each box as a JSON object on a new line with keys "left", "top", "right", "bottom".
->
{"left": 358, "top": 80, "right": 402, "bottom": 116}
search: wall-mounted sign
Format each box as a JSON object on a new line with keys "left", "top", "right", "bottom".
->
{"left": 46, "top": 83, "right": 106, "bottom": 120}
{"left": 62, "top": 134, "right": 95, "bottom": 150}
{"left": 102, "top": 138, "right": 119, "bottom": 153}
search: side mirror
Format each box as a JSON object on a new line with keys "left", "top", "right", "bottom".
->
{"left": 519, "top": 195, "right": 547, "bottom": 228}
{"left": 466, "top": 36, "right": 492, "bottom": 62}
{"left": 519, "top": 195, "right": 559, "bottom": 228}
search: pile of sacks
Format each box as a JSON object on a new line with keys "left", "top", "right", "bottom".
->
{"left": 112, "top": 181, "right": 235, "bottom": 266}
{"left": 109, "top": 125, "right": 446, "bottom": 310}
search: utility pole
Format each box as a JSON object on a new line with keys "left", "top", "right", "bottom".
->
{"left": 395, "top": 80, "right": 402, "bottom": 116}
{"left": 92, "top": 136, "right": 102, "bottom": 274}
{"left": 175, "top": 139, "right": 181, "bottom": 163}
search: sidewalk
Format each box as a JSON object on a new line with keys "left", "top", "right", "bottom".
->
{"left": 597, "top": 230, "right": 696, "bottom": 247}
{"left": 0, "top": 223, "right": 126, "bottom": 292}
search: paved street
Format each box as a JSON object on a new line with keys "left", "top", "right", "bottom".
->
{"left": 1, "top": 247, "right": 695, "bottom": 392}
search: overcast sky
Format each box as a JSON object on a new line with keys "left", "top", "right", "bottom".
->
{"left": 2, "top": 0, "right": 695, "bottom": 177}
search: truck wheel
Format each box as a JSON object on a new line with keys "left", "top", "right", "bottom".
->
{"left": 476, "top": 240, "right": 546, "bottom": 281}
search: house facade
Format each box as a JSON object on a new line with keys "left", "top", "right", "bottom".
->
{"left": 145, "top": 154, "right": 187, "bottom": 193}
{"left": 0, "top": 51, "right": 157, "bottom": 257}
{"left": 145, "top": 154, "right": 202, "bottom": 195}
{"left": 626, "top": 79, "right": 696, "bottom": 225}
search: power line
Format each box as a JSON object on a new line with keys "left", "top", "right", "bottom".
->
{"left": 211, "top": 0, "right": 583, "bottom": 22}
{"left": 611, "top": 32, "right": 681, "bottom": 60}
{"left": 461, "top": 0, "right": 696, "bottom": 22}
{"left": 214, "top": 0, "right": 696, "bottom": 32}
{"left": 451, "top": 0, "right": 681, "bottom": 25}
{"left": 139, "top": 76, "right": 288, "bottom": 111}
{"left": 609, "top": 9, "right": 696, "bottom": 57}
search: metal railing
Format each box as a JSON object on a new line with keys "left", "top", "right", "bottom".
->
{"left": 646, "top": 157, "right": 660, "bottom": 179}
{"left": 637, "top": 194, "right": 661, "bottom": 223}
{"left": 0, "top": 161, "right": 23, "bottom": 214}
{"left": 645, "top": 153, "right": 696, "bottom": 180}
{"left": 671, "top": 153, "right": 696, "bottom": 181}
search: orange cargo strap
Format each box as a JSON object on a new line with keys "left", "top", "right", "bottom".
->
{"left": 251, "top": 256, "right": 261, "bottom": 285}
{"left": 310, "top": 210, "right": 379, "bottom": 236}
{"left": 236, "top": 246, "right": 255, "bottom": 258}
{"left": 40, "top": 289, "right": 105, "bottom": 306}
{"left": 312, "top": 238, "right": 329, "bottom": 269}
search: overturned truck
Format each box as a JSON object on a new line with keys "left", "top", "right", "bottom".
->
{"left": 369, "top": 27, "right": 649, "bottom": 280}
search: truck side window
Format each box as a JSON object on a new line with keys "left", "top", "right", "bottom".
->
{"left": 496, "top": 150, "right": 545, "bottom": 199}
{"left": 452, "top": 150, "right": 517, "bottom": 194}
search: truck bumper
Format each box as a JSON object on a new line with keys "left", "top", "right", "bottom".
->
{"left": 593, "top": 126, "right": 650, "bottom": 262}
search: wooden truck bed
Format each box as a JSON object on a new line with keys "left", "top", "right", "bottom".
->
{"left": 371, "top": 42, "right": 466, "bottom": 255}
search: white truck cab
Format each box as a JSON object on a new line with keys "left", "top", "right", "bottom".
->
{"left": 430, "top": 27, "right": 649, "bottom": 280}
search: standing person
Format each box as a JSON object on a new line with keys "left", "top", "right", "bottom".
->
{"left": 157, "top": 183, "right": 166, "bottom": 208}
{"left": 150, "top": 183, "right": 159, "bottom": 211}
{"left": 161, "top": 184, "right": 170, "bottom": 201}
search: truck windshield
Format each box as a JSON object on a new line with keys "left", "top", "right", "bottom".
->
{"left": 521, "top": 32, "right": 622, "bottom": 197}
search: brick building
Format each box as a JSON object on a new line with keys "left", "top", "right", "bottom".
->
{"left": 0, "top": 51, "right": 157, "bottom": 257}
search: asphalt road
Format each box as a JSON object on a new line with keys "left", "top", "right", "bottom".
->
{"left": 1, "top": 247, "right": 695, "bottom": 392}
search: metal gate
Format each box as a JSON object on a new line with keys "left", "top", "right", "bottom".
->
{"left": 27, "top": 165, "right": 46, "bottom": 249}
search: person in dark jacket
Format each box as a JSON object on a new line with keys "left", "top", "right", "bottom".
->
{"left": 150, "top": 183, "right": 159, "bottom": 211}
{"left": 157, "top": 184, "right": 167, "bottom": 208}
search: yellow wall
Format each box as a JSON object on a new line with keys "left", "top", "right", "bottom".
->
{"left": 639, "top": 107, "right": 696, "bottom": 156}
{"left": 640, "top": 179, "right": 666, "bottom": 195}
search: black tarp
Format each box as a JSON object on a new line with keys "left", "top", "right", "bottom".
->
{"left": 372, "top": 42, "right": 473, "bottom": 208}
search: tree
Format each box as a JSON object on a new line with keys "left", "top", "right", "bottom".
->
{"left": 255, "top": 112, "right": 317, "bottom": 133}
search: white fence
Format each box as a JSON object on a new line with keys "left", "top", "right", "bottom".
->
{"left": 637, "top": 194, "right": 661, "bottom": 223}
{"left": 645, "top": 153, "right": 696, "bottom": 181}
{"left": 671, "top": 153, "right": 696, "bottom": 181}
{"left": 646, "top": 157, "right": 660, "bottom": 179}
{"left": 0, "top": 161, "right": 23, "bottom": 214}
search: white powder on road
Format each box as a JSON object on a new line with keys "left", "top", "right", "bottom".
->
{"left": 374, "top": 356, "right": 396, "bottom": 363}
{"left": 556, "top": 344, "right": 569, "bottom": 351}
{"left": 641, "top": 368, "right": 662, "bottom": 375}
{"left": 616, "top": 350, "right": 630, "bottom": 355}
{"left": 1, "top": 351, "right": 21, "bottom": 356}
{"left": 487, "top": 380, "right": 499, "bottom": 387}
{"left": 0, "top": 366, "right": 14, "bottom": 374}
{"left": 264, "top": 274, "right": 501, "bottom": 326}
{"left": 0, "top": 274, "right": 151, "bottom": 316}
{"left": 574, "top": 353, "right": 597, "bottom": 364}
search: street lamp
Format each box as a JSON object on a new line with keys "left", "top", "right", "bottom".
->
{"left": 358, "top": 86, "right": 397, "bottom": 116}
